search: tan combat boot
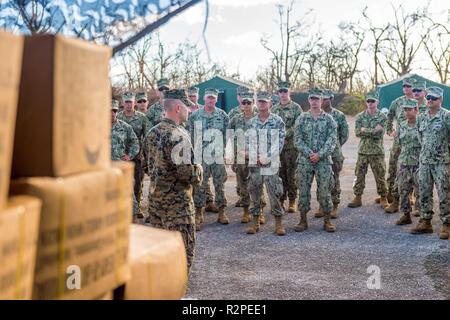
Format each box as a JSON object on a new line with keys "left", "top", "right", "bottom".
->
{"left": 294, "top": 212, "right": 308, "bottom": 232}
{"left": 246, "top": 215, "right": 260, "bottom": 234}
{"left": 384, "top": 198, "right": 399, "bottom": 213}
{"left": 412, "top": 204, "right": 420, "bottom": 217}
{"left": 314, "top": 208, "right": 325, "bottom": 218}
{"left": 396, "top": 213, "right": 412, "bottom": 225}
{"left": 195, "top": 207, "right": 204, "bottom": 231}
{"left": 348, "top": 195, "right": 362, "bottom": 208}
{"left": 241, "top": 206, "right": 251, "bottom": 223}
{"left": 439, "top": 223, "right": 450, "bottom": 239}
{"left": 411, "top": 219, "right": 433, "bottom": 234}
{"left": 374, "top": 197, "right": 381, "bottom": 204}
{"left": 288, "top": 199, "right": 296, "bottom": 213}
{"left": 324, "top": 215, "right": 336, "bottom": 233}
{"left": 379, "top": 196, "right": 389, "bottom": 209}
{"left": 217, "top": 207, "right": 229, "bottom": 225}
{"left": 330, "top": 204, "right": 339, "bottom": 219}
{"left": 259, "top": 212, "right": 266, "bottom": 224}
{"left": 205, "top": 202, "right": 219, "bottom": 213}
{"left": 275, "top": 216, "right": 286, "bottom": 236}
{"left": 387, "top": 193, "right": 394, "bottom": 203}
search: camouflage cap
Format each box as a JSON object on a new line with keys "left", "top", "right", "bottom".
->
{"left": 413, "top": 80, "right": 426, "bottom": 90}
{"left": 402, "top": 77, "right": 415, "bottom": 86}
{"left": 278, "top": 81, "right": 291, "bottom": 90}
{"left": 237, "top": 86, "right": 250, "bottom": 95}
{"left": 426, "top": 86, "right": 443, "bottom": 98}
{"left": 164, "top": 89, "right": 195, "bottom": 107}
{"left": 365, "top": 91, "right": 379, "bottom": 101}
{"left": 157, "top": 78, "right": 170, "bottom": 90}
{"left": 322, "top": 89, "right": 334, "bottom": 99}
{"left": 122, "top": 92, "right": 135, "bottom": 101}
{"left": 308, "top": 87, "right": 323, "bottom": 98}
{"left": 256, "top": 91, "right": 272, "bottom": 101}
{"left": 135, "top": 91, "right": 148, "bottom": 101}
{"left": 241, "top": 91, "right": 255, "bottom": 101}
{"left": 187, "top": 86, "right": 199, "bottom": 96}
{"left": 402, "top": 98, "right": 418, "bottom": 109}
{"left": 111, "top": 99, "right": 119, "bottom": 110}
{"left": 204, "top": 88, "right": 219, "bottom": 98}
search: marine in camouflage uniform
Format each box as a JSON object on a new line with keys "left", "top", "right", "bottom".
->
{"left": 271, "top": 81, "right": 303, "bottom": 212}
{"left": 385, "top": 77, "right": 416, "bottom": 205}
{"left": 294, "top": 88, "right": 337, "bottom": 233}
{"left": 245, "top": 91, "right": 286, "bottom": 235}
{"left": 394, "top": 99, "right": 422, "bottom": 225}
{"left": 315, "top": 89, "right": 349, "bottom": 219}
{"left": 188, "top": 88, "right": 230, "bottom": 229}
{"left": 348, "top": 92, "right": 388, "bottom": 208}
{"left": 146, "top": 78, "right": 170, "bottom": 129}
{"left": 411, "top": 87, "right": 450, "bottom": 240}
{"left": 118, "top": 92, "right": 150, "bottom": 209}
{"left": 145, "top": 89, "right": 203, "bottom": 272}
{"left": 111, "top": 100, "right": 140, "bottom": 218}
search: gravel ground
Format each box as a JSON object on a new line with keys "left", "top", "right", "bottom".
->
{"left": 142, "top": 116, "right": 449, "bottom": 300}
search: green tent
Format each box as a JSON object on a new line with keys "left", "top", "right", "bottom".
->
{"left": 377, "top": 73, "right": 450, "bottom": 111}
{"left": 195, "top": 76, "right": 252, "bottom": 113}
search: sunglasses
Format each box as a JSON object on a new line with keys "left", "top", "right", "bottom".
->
{"left": 426, "top": 96, "right": 439, "bottom": 101}
{"left": 158, "top": 87, "right": 169, "bottom": 92}
{"left": 309, "top": 96, "right": 320, "bottom": 100}
{"left": 242, "top": 101, "right": 253, "bottom": 105}
{"left": 112, "top": 110, "right": 118, "bottom": 113}
{"left": 402, "top": 84, "right": 412, "bottom": 88}
{"left": 366, "top": 99, "right": 376, "bottom": 103}
{"left": 412, "top": 89, "right": 423, "bottom": 93}
{"left": 124, "top": 100, "right": 134, "bottom": 103}
{"left": 137, "top": 99, "right": 147, "bottom": 103}
{"left": 278, "top": 89, "right": 289, "bottom": 94}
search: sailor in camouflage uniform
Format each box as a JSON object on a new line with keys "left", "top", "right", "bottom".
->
{"left": 111, "top": 100, "right": 140, "bottom": 218}
{"left": 294, "top": 88, "right": 337, "bottom": 233}
{"left": 384, "top": 77, "right": 416, "bottom": 210}
{"left": 245, "top": 91, "right": 286, "bottom": 235}
{"left": 118, "top": 92, "right": 150, "bottom": 210}
{"left": 272, "top": 81, "right": 303, "bottom": 213}
{"left": 188, "top": 88, "right": 230, "bottom": 230}
{"left": 394, "top": 99, "right": 422, "bottom": 225}
{"left": 145, "top": 89, "right": 203, "bottom": 272}
{"left": 314, "top": 89, "right": 349, "bottom": 219}
{"left": 348, "top": 92, "right": 388, "bottom": 209}
{"left": 135, "top": 91, "right": 149, "bottom": 113}
{"left": 411, "top": 87, "right": 450, "bottom": 240}
{"left": 146, "top": 78, "right": 170, "bottom": 129}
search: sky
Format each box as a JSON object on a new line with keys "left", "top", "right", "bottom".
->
{"left": 114, "top": 0, "right": 449, "bottom": 84}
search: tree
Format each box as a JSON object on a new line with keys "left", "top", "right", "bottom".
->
{"left": 422, "top": 18, "right": 450, "bottom": 84}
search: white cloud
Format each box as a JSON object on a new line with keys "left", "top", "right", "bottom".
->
{"left": 210, "top": 0, "right": 280, "bottom": 7}
{"left": 222, "top": 31, "right": 262, "bottom": 46}
{"left": 171, "top": 4, "right": 226, "bottom": 25}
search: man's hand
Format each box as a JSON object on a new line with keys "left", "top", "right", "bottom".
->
{"left": 309, "top": 153, "right": 320, "bottom": 164}
{"left": 258, "top": 155, "right": 269, "bottom": 165}
{"left": 360, "top": 127, "right": 366, "bottom": 132}
{"left": 375, "top": 124, "right": 383, "bottom": 132}
{"left": 390, "top": 129, "right": 398, "bottom": 137}
{"left": 121, "top": 154, "right": 131, "bottom": 161}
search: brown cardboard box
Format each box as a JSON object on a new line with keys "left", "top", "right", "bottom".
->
{"left": 0, "top": 196, "right": 41, "bottom": 300}
{"left": 10, "top": 167, "right": 133, "bottom": 299}
{"left": 0, "top": 31, "right": 23, "bottom": 209}
{"left": 124, "top": 225, "right": 188, "bottom": 300}
{"left": 12, "top": 34, "right": 112, "bottom": 178}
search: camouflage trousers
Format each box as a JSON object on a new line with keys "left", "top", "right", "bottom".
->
{"left": 132, "top": 192, "right": 139, "bottom": 217}
{"left": 248, "top": 167, "right": 284, "bottom": 216}
{"left": 353, "top": 154, "right": 387, "bottom": 197}
{"left": 316, "top": 156, "right": 344, "bottom": 206}
{"left": 193, "top": 181, "right": 214, "bottom": 204}
{"left": 387, "top": 137, "right": 401, "bottom": 199}
{"left": 133, "top": 158, "right": 144, "bottom": 203}
{"left": 418, "top": 164, "right": 450, "bottom": 224}
{"left": 396, "top": 164, "right": 420, "bottom": 214}
{"left": 194, "top": 163, "right": 227, "bottom": 209}
{"left": 233, "top": 163, "right": 267, "bottom": 208}
{"left": 279, "top": 148, "right": 299, "bottom": 202}
{"left": 297, "top": 163, "right": 333, "bottom": 214}
{"left": 148, "top": 215, "right": 196, "bottom": 273}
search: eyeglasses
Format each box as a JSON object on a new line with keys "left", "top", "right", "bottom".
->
{"left": 412, "top": 89, "right": 423, "bottom": 93}
{"left": 366, "top": 99, "right": 376, "bottom": 103}
{"left": 242, "top": 101, "right": 253, "bottom": 105}
{"left": 402, "top": 84, "right": 412, "bottom": 88}
{"left": 137, "top": 99, "right": 147, "bottom": 103}
{"left": 426, "top": 96, "right": 439, "bottom": 101}
{"left": 278, "top": 89, "right": 289, "bottom": 94}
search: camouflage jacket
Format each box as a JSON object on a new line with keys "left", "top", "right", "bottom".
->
{"left": 294, "top": 111, "right": 337, "bottom": 165}
{"left": 227, "top": 110, "right": 258, "bottom": 159}
{"left": 326, "top": 108, "right": 349, "bottom": 160}
{"left": 188, "top": 107, "right": 229, "bottom": 155}
{"left": 417, "top": 107, "right": 450, "bottom": 164}
{"left": 246, "top": 113, "right": 286, "bottom": 168}
{"left": 146, "top": 101, "right": 165, "bottom": 129}
{"left": 355, "top": 110, "right": 387, "bottom": 155}
{"left": 111, "top": 120, "right": 140, "bottom": 161}
{"left": 117, "top": 110, "right": 150, "bottom": 144}
{"left": 386, "top": 95, "right": 421, "bottom": 134}
{"left": 398, "top": 121, "right": 421, "bottom": 166}
{"left": 271, "top": 100, "right": 303, "bottom": 150}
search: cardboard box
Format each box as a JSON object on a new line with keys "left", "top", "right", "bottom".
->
{"left": 124, "top": 225, "right": 188, "bottom": 300}
{"left": 0, "top": 196, "right": 41, "bottom": 300}
{"left": 0, "top": 31, "right": 23, "bottom": 209}
{"left": 10, "top": 167, "right": 133, "bottom": 299}
{"left": 12, "top": 34, "right": 112, "bottom": 178}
